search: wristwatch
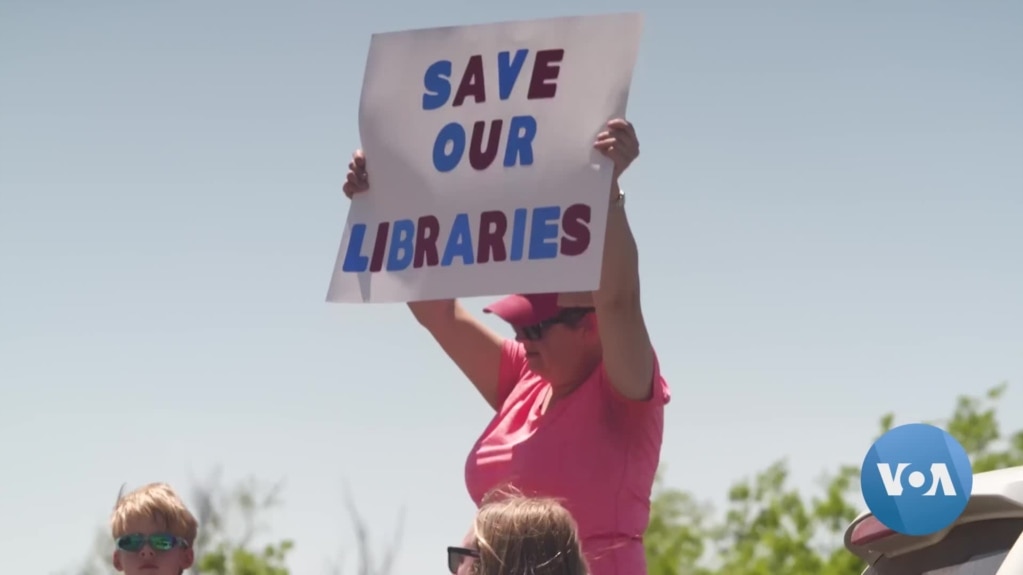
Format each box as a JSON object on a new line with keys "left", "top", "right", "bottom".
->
{"left": 613, "top": 187, "right": 626, "bottom": 208}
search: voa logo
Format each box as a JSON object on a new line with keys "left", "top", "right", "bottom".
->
{"left": 860, "top": 423, "right": 973, "bottom": 536}
{"left": 877, "top": 462, "right": 957, "bottom": 497}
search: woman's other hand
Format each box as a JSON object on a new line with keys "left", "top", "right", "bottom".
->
{"left": 343, "top": 149, "right": 369, "bottom": 199}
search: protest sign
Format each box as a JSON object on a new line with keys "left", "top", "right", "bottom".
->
{"left": 327, "top": 13, "right": 643, "bottom": 303}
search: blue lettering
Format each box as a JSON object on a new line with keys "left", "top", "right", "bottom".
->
{"left": 503, "top": 115, "right": 536, "bottom": 167}
{"left": 528, "top": 206, "right": 560, "bottom": 260}
{"left": 433, "top": 122, "right": 465, "bottom": 172}
{"left": 342, "top": 224, "right": 370, "bottom": 272}
{"left": 497, "top": 49, "right": 528, "bottom": 100}
{"left": 441, "top": 213, "right": 475, "bottom": 266}
{"left": 386, "top": 219, "right": 415, "bottom": 271}
{"left": 510, "top": 208, "right": 527, "bottom": 261}
{"left": 422, "top": 60, "right": 452, "bottom": 110}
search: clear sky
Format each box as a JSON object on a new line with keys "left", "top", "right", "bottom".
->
{"left": 1, "top": 1, "right": 1021, "bottom": 574}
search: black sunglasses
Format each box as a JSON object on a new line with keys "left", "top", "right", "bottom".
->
{"left": 116, "top": 532, "right": 189, "bottom": 553}
{"left": 447, "top": 546, "right": 480, "bottom": 574}
{"left": 514, "top": 307, "right": 595, "bottom": 341}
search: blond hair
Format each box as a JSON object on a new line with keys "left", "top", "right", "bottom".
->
{"left": 110, "top": 482, "right": 198, "bottom": 546}
{"left": 473, "top": 491, "right": 588, "bottom": 575}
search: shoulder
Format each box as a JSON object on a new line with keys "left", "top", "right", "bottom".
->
{"left": 496, "top": 339, "right": 538, "bottom": 407}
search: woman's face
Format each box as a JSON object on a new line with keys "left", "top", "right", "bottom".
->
{"left": 519, "top": 318, "right": 598, "bottom": 388}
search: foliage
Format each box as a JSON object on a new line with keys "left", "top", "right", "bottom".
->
{"left": 642, "top": 475, "right": 710, "bottom": 575}
{"left": 645, "top": 382, "right": 1023, "bottom": 575}
{"left": 187, "top": 472, "right": 293, "bottom": 575}
{"left": 197, "top": 540, "right": 294, "bottom": 575}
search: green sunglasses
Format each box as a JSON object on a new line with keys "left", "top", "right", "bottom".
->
{"left": 116, "top": 532, "right": 189, "bottom": 553}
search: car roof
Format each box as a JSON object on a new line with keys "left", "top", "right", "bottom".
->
{"left": 971, "top": 465, "right": 1023, "bottom": 503}
{"left": 844, "top": 465, "right": 1023, "bottom": 563}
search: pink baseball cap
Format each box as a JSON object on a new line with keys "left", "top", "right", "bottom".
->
{"left": 483, "top": 293, "right": 562, "bottom": 327}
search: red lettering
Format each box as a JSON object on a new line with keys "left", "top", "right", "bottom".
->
{"left": 468, "top": 119, "right": 503, "bottom": 170}
{"left": 453, "top": 54, "right": 486, "bottom": 106}
{"left": 559, "top": 203, "right": 590, "bottom": 256}
{"left": 527, "top": 49, "right": 563, "bottom": 100}
{"left": 414, "top": 215, "right": 440, "bottom": 268}
{"left": 477, "top": 211, "right": 508, "bottom": 263}
{"left": 369, "top": 221, "right": 390, "bottom": 272}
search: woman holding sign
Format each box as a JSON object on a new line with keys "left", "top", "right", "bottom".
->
{"left": 343, "top": 118, "right": 669, "bottom": 575}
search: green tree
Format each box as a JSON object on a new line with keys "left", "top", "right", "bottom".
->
{"left": 197, "top": 541, "right": 294, "bottom": 575}
{"left": 646, "top": 383, "right": 1023, "bottom": 575}
{"left": 190, "top": 479, "right": 404, "bottom": 575}
{"left": 188, "top": 472, "right": 294, "bottom": 575}
{"left": 642, "top": 474, "right": 711, "bottom": 575}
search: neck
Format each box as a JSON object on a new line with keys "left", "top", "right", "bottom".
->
{"left": 549, "top": 350, "right": 603, "bottom": 398}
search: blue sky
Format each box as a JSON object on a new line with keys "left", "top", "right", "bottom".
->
{"left": 1, "top": 1, "right": 1020, "bottom": 574}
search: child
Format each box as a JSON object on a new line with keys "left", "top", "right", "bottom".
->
{"left": 448, "top": 490, "right": 589, "bottom": 575}
{"left": 109, "top": 482, "right": 198, "bottom": 575}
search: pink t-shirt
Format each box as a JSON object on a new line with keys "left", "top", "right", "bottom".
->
{"left": 465, "top": 339, "right": 670, "bottom": 575}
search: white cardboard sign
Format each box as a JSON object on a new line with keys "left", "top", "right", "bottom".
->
{"left": 327, "top": 13, "right": 643, "bottom": 303}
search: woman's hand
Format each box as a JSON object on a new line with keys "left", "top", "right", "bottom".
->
{"left": 593, "top": 118, "right": 640, "bottom": 181}
{"left": 342, "top": 149, "right": 369, "bottom": 199}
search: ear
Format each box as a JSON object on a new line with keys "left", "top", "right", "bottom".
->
{"left": 181, "top": 548, "right": 195, "bottom": 569}
{"left": 112, "top": 550, "right": 124, "bottom": 572}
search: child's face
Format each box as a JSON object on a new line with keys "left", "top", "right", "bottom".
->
{"left": 112, "top": 516, "right": 194, "bottom": 575}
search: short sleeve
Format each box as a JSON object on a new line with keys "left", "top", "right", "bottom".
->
{"left": 603, "top": 349, "right": 671, "bottom": 407}
{"left": 648, "top": 352, "right": 671, "bottom": 405}
{"left": 496, "top": 339, "right": 529, "bottom": 408}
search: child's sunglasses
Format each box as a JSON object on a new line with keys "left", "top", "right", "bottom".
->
{"left": 116, "top": 532, "right": 189, "bottom": 553}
